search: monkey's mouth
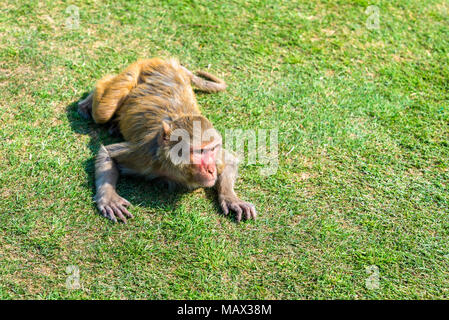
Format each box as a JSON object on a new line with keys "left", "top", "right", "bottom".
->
{"left": 198, "top": 173, "right": 217, "bottom": 188}
{"left": 202, "top": 178, "right": 216, "bottom": 188}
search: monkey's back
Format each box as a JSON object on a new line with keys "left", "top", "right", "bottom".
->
{"left": 116, "top": 58, "right": 201, "bottom": 142}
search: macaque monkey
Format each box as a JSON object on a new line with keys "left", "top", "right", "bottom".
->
{"left": 78, "top": 58, "right": 256, "bottom": 223}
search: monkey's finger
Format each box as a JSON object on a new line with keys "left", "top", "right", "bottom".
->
{"left": 249, "top": 205, "right": 257, "bottom": 220}
{"left": 242, "top": 205, "right": 251, "bottom": 221}
{"left": 244, "top": 203, "right": 257, "bottom": 220}
{"left": 230, "top": 203, "right": 243, "bottom": 222}
{"left": 118, "top": 204, "right": 133, "bottom": 218}
{"left": 220, "top": 202, "right": 229, "bottom": 215}
{"left": 121, "top": 198, "right": 131, "bottom": 207}
{"left": 236, "top": 210, "right": 242, "bottom": 223}
{"left": 100, "top": 208, "right": 110, "bottom": 219}
{"left": 105, "top": 206, "right": 117, "bottom": 223}
{"left": 111, "top": 205, "right": 127, "bottom": 223}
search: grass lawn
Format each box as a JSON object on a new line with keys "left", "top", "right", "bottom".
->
{"left": 0, "top": 0, "right": 448, "bottom": 299}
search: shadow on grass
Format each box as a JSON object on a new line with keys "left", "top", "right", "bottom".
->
{"left": 65, "top": 93, "right": 187, "bottom": 222}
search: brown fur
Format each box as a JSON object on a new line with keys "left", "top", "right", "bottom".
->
{"left": 79, "top": 58, "right": 256, "bottom": 223}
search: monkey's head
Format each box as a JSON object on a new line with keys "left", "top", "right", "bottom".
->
{"left": 158, "top": 115, "right": 222, "bottom": 189}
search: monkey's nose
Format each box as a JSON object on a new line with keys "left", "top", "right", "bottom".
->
{"left": 206, "top": 164, "right": 215, "bottom": 175}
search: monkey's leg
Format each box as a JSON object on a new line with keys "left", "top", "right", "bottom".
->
{"left": 92, "top": 59, "right": 158, "bottom": 124}
{"left": 215, "top": 150, "right": 256, "bottom": 222}
{"left": 90, "top": 59, "right": 164, "bottom": 124}
{"left": 91, "top": 74, "right": 119, "bottom": 124}
{"left": 78, "top": 74, "right": 115, "bottom": 121}
{"left": 95, "top": 144, "right": 133, "bottom": 223}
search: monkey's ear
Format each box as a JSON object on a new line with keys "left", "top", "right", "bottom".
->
{"left": 162, "top": 120, "right": 171, "bottom": 134}
{"left": 160, "top": 120, "right": 171, "bottom": 143}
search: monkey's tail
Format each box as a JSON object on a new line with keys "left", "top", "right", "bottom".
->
{"left": 180, "top": 66, "right": 227, "bottom": 92}
{"left": 187, "top": 69, "right": 227, "bottom": 93}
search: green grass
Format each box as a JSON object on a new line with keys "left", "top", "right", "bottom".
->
{"left": 0, "top": 0, "right": 448, "bottom": 299}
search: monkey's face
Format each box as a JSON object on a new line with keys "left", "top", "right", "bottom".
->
{"left": 160, "top": 115, "right": 222, "bottom": 188}
{"left": 189, "top": 140, "right": 221, "bottom": 187}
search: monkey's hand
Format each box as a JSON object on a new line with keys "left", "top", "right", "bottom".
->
{"left": 219, "top": 195, "right": 257, "bottom": 222}
{"left": 96, "top": 191, "right": 133, "bottom": 223}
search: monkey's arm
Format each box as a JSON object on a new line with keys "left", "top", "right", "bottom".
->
{"left": 95, "top": 144, "right": 133, "bottom": 223}
{"left": 215, "top": 150, "right": 257, "bottom": 222}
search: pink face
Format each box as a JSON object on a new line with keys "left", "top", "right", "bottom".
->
{"left": 191, "top": 140, "right": 221, "bottom": 187}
